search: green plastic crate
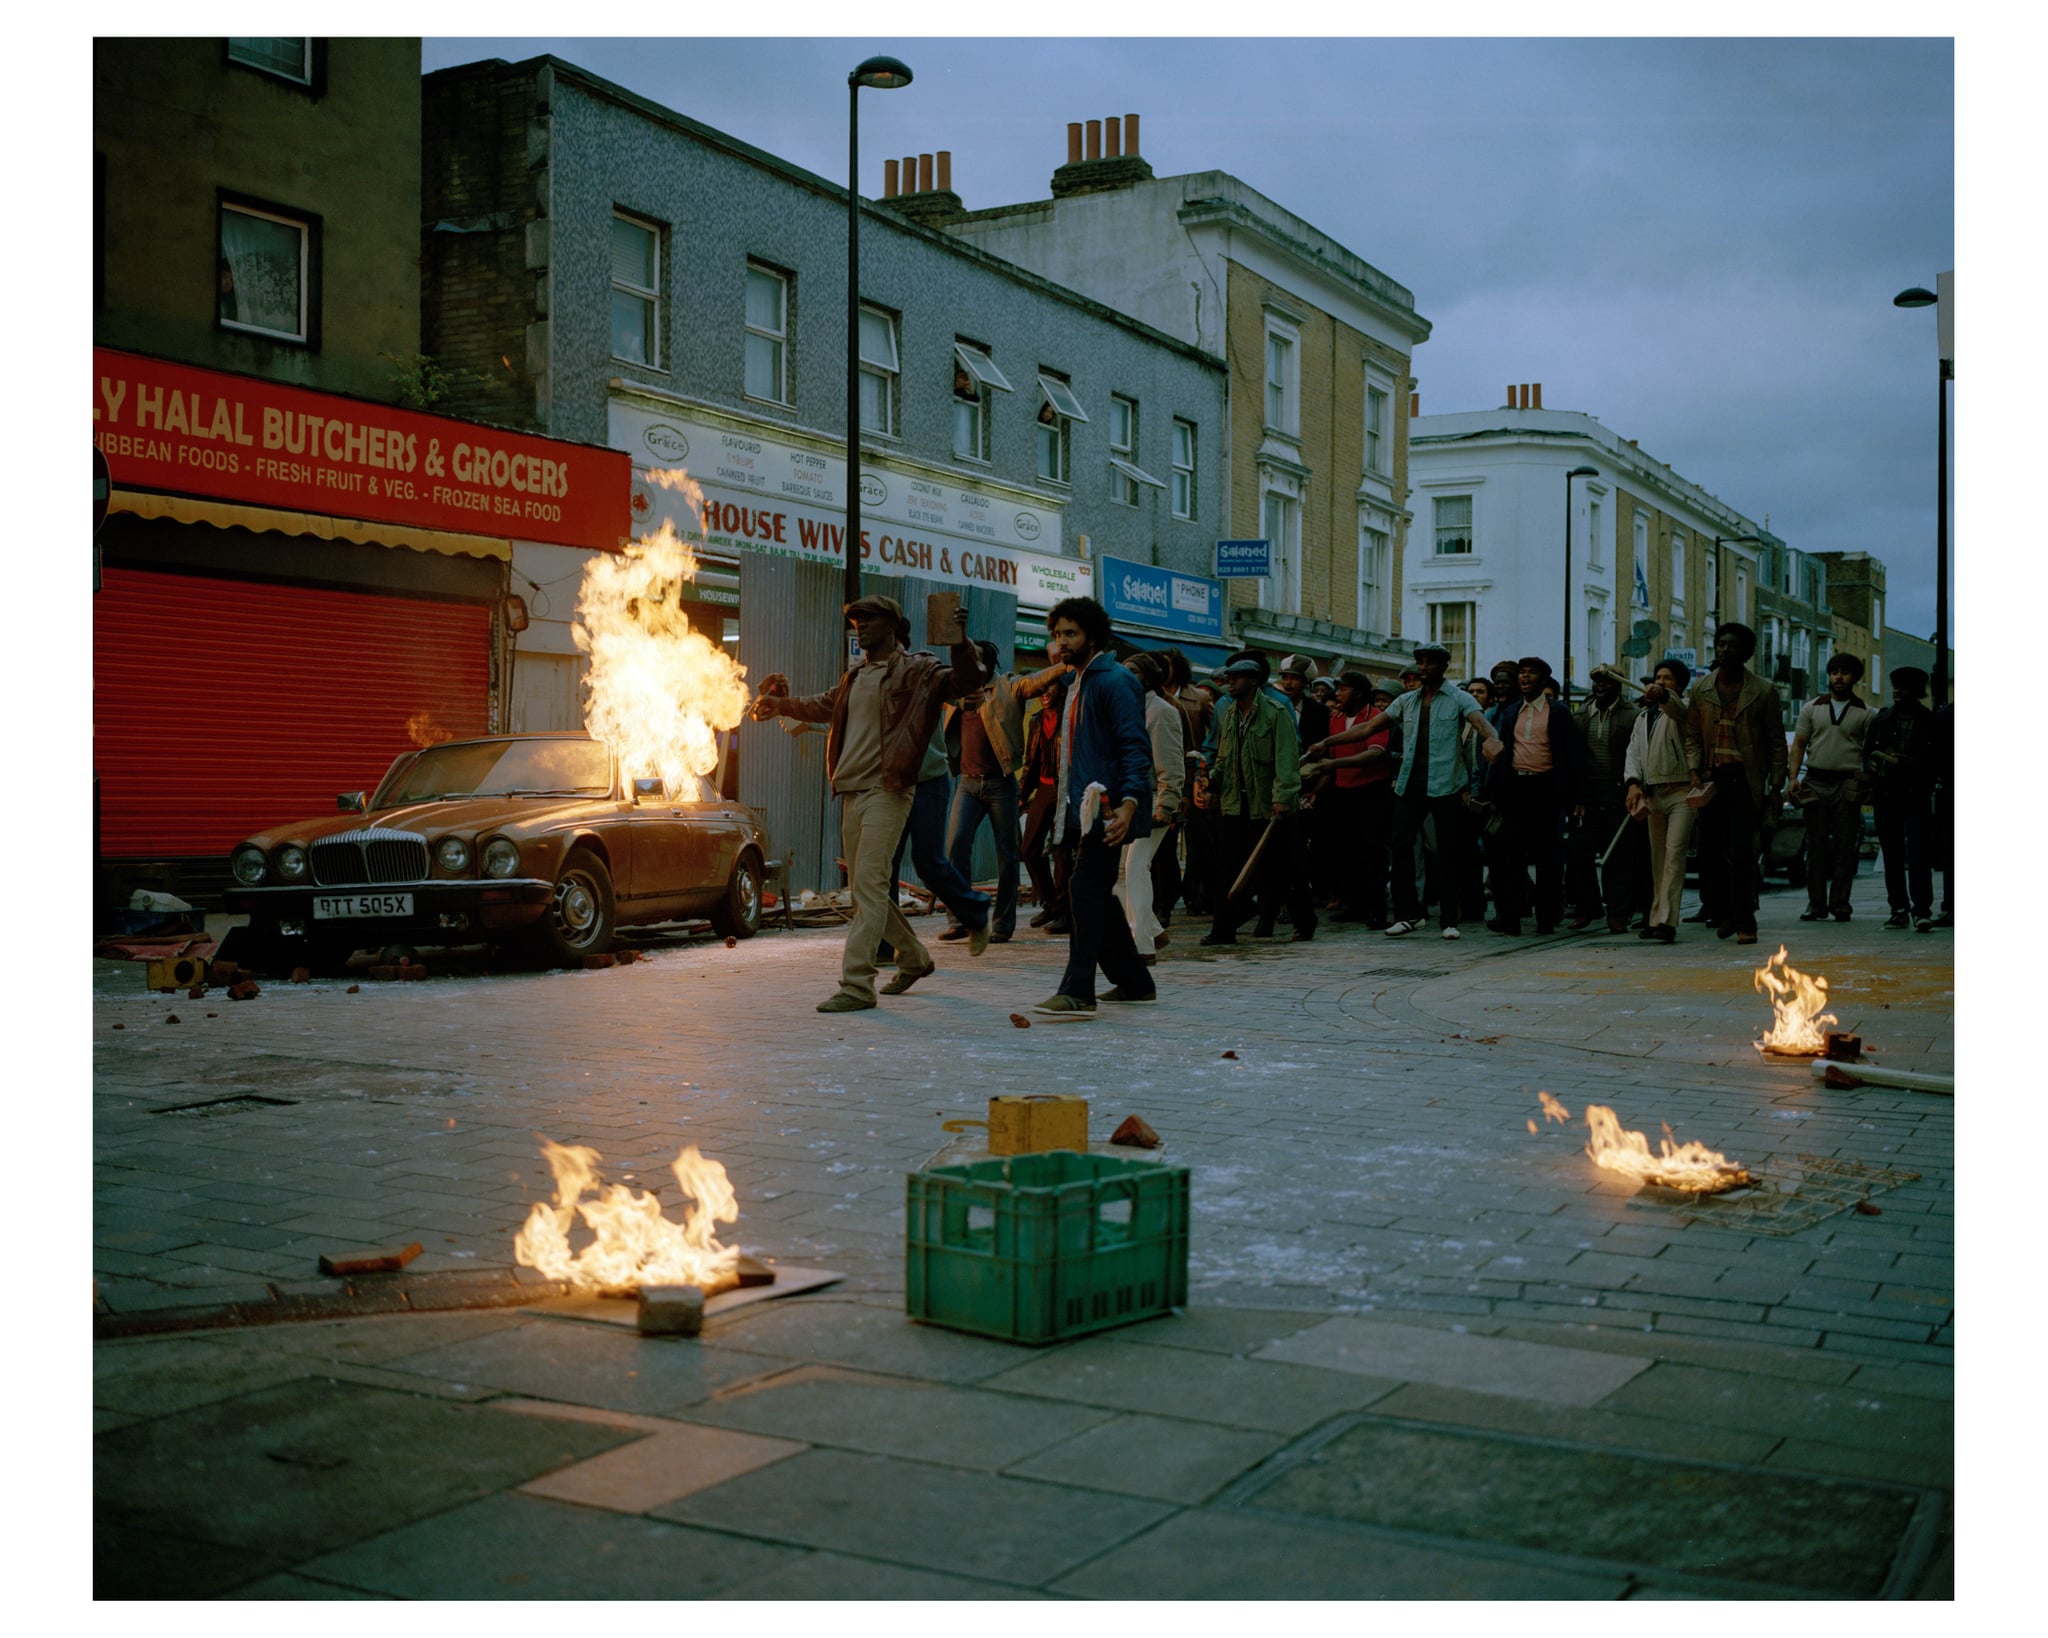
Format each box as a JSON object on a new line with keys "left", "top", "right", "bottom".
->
{"left": 905, "top": 1152, "right": 1189, "bottom": 1344}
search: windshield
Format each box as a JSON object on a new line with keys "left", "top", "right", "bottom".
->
{"left": 376, "top": 739, "right": 614, "bottom": 806}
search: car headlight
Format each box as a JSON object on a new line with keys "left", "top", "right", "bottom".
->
{"left": 275, "top": 845, "right": 308, "bottom": 881}
{"left": 482, "top": 837, "right": 519, "bottom": 878}
{"left": 436, "top": 836, "right": 473, "bottom": 872}
{"left": 232, "top": 846, "right": 268, "bottom": 886}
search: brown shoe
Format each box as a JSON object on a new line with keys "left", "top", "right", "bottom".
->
{"left": 1734, "top": 930, "right": 1758, "bottom": 945}
{"left": 880, "top": 964, "right": 935, "bottom": 995}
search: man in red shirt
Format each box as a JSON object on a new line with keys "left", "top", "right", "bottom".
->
{"left": 1309, "top": 671, "right": 1396, "bottom": 926}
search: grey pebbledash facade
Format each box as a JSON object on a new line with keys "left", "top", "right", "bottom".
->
{"left": 421, "top": 54, "right": 1226, "bottom": 894}
{"left": 420, "top": 56, "right": 1226, "bottom": 645}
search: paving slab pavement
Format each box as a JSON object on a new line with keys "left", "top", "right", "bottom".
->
{"left": 91, "top": 865, "right": 1954, "bottom": 1598}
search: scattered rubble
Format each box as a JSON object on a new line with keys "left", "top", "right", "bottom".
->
{"left": 317, "top": 1242, "right": 423, "bottom": 1276}
{"left": 1111, "top": 1115, "right": 1161, "bottom": 1149}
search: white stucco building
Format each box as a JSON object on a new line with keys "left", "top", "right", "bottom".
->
{"left": 1407, "top": 394, "right": 1771, "bottom": 688}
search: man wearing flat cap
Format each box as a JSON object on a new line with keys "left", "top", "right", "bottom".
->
{"left": 751, "top": 595, "right": 984, "bottom": 1012}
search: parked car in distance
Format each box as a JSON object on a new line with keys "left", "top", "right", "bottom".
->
{"left": 222, "top": 733, "right": 768, "bottom": 970}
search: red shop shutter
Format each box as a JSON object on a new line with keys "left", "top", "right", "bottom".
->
{"left": 95, "top": 566, "right": 492, "bottom": 859}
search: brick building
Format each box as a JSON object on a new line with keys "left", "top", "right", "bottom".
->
{"left": 931, "top": 121, "right": 1431, "bottom": 677}
{"left": 92, "top": 37, "right": 626, "bottom": 918}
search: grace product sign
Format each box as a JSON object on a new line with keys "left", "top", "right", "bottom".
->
{"left": 92, "top": 347, "right": 630, "bottom": 552}
{"left": 1097, "top": 555, "right": 1225, "bottom": 641}
{"left": 612, "top": 401, "right": 1086, "bottom": 605}
{"left": 1215, "top": 538, "right": 1272, "bottom": 578}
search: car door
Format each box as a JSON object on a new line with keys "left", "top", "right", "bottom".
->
{"left": 619, "top": 779, "right": 713, "bottom": 920}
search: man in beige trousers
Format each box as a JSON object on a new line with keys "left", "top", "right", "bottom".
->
{"left": 751, "top": 596, "right": 984, "bottom": 1012}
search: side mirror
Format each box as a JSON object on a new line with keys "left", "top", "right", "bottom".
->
{"left": 337, "top": 791, "right": 366, "bottom": 813}
{"left": 632, "top": 777, "right": 663, "bottom": 803}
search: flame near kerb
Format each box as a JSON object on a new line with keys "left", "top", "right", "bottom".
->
{"left": 513, "top": 1136, "right": 740, "bottom": 1295}
{"left": 573, "top": 467, "right": 750, "bottom": 794}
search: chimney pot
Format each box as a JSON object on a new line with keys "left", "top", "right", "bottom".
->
{"left": 937, "top": 149, "right": 951, "bottom": 192}
{"left": 1067, "top": 122, "right": 1083, "bottom": 164}
{"left": 1532, "top": 383, "right": 1543, "bottom": 409}
{"left": 1506, "top": 384, "right": 1516, "bottom": 408}
{"left": 1410, "top": 391, "right": 1420, "bottom": 418}
{"left": 918, "top": 153, "right": 933, "bottom": 192}
{"left": 902, "top": 153, "right": 917, "bottom": 190}
{"left": 1105, "top": 116, "right": 1122, "bottom": 158}
{"left": 1086, "top": 118, "right": 1102, "bottom": 160}
{"left": 1125, "top": 112, "right": 1140, "bottom": 154}
{"left": 884, "top": 158, "right": 899, "bottom": 198}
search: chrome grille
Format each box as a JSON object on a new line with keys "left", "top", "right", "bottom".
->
{"left": 311, "top": 829, "right": 430, "bottom": 886}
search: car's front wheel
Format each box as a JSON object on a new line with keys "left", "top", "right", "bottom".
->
{"left": 710, "top": 849, "right": 763, "bottom": 940}
{"left": 528, "top": 846, "right": 617, "bottom": 963}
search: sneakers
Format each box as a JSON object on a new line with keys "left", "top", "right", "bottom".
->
{"left": 1100, "top": 986, "right": 1157, "bottom": 1004}
{"left": 1799, "top": 907, "right": 1829, "bottom": 922}
{"left": 1383, "top": 920, "right": 1419, "bottom": 937}
{"left": 1032, "top": 994, "right": 1097, "bottom": 1020}
{"left": 815, "top": 992, "right": 875, "bottom": 1013}
{"left": 1914, "top": 916, "right": 1934, "bottom": 933}
{"left": 1881, "top": 911, "right": 1910, "bottom": 931}
{"left": 1442, "top": 925, "right": 1461, "bottom": 941}
{"left": 969, "top": 921, "right": 991, "bottom": 957}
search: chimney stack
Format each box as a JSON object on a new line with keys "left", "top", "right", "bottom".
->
{"left": 936, "top": 150, "right": 951, "bottom": 192}
{"left": 1052, "top": 114, "right": 1156, "bottom": 198}
{"left": 883, "top": 158, "right": 899, "bottom": 198}
{"left": 885, "top": 146, "right": 966, "bottom": 228}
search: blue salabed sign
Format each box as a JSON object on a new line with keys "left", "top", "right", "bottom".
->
{"left": 1098, "top": 555, "right": 1226, "bottom": 641}
{"left": 1215, "top": 538, "right": 1271, "bottom": 578}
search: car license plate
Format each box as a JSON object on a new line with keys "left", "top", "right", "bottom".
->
{"left": 313, "top": 893, "right": 413, "bottom": 919}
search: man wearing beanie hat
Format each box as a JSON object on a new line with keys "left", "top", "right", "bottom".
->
{"left": 751, "top": 596, "right": 985, "bottom": 1012}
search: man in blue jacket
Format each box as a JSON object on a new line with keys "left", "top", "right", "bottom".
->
{"left": 1484, "top": 655, "right": 1583, "bottom": 935}
{"left": 1033, "top": 596, "right": 1156, "bottom": 1019}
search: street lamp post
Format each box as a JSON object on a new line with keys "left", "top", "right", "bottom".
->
{"left": 1561, "top": 465, "right": 1598, "bottom": 705}
{"left": 1709, "top": 534, "right": 1764, "bottom": 638}
{"left": 1894, "top": 277, "right": 1953, "bottom": 709}
{"left": 844, "top": 54, "right": 913, "bottom": 629}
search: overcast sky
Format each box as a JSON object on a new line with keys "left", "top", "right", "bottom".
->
{"left": 421, "top": 34, "right": 1954, "bottom": 644}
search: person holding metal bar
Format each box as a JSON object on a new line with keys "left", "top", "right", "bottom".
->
{"left": 1568, "top": 665, "right": 1643, "bottom": 932}
{"left": 1623, "top": 658, "right": 1701, "bottom": 943}
{"left": 1308, "top": 642, "right": 1503, "bottom": 940}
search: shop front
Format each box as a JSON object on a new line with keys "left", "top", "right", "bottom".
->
{"left": 609, "top": 393, "right": 1090, "bottom": 891}
{"left": 92, "top": 347, "right": 628, "bottom": 914}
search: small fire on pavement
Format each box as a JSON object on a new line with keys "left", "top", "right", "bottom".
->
{"left": 514, "top": 1137, "right": 741, "bottom": 1296}
{"left": 1530, "top": 1094, "right": 1752, "bottom": 1195}
{"left": 1753, "top": 944, "right": 1839, "bottom": 1056}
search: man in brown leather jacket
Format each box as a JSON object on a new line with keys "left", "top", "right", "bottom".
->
{"left": 1683, "top": 621, "right": 1786, "bottom": 946}
{"left": 751, "top": 595, "right": 983, "bottom": 1012}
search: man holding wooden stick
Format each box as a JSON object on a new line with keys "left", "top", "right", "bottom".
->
{"left": 1200, "top": 657, "right": 1310, "bottom": 946}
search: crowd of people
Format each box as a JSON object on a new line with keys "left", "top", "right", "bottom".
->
{"left": 749, "top": 593, "right": 1953, "bottom": 1019}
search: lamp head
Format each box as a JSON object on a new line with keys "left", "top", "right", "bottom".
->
{"left": 1893, "top": 286, "right": 1938, "bottom": 309}
{"left": 1567, "top": 465, "right": 1598, "bottom": 479}
{"left": 851, "top": 55, "right": 913, "bottom": 90}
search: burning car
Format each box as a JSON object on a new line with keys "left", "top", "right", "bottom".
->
{"left": 222, "top": 732, "right": 768, "bottom": 969}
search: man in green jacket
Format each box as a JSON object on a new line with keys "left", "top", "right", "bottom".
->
{"left": 1200, "top": 657, "right": 1311, "bottom": 945}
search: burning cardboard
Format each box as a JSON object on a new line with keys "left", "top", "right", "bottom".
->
{"left": 1754, "top": 945, "right": 1838, "bottom": 1056}
{"left": 514, "top": 1137, "right": 741, "bottom": 1297}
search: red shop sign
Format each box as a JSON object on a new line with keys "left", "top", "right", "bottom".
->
{"left": 92, "top": 347, "right": 630, "bottom": 553}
